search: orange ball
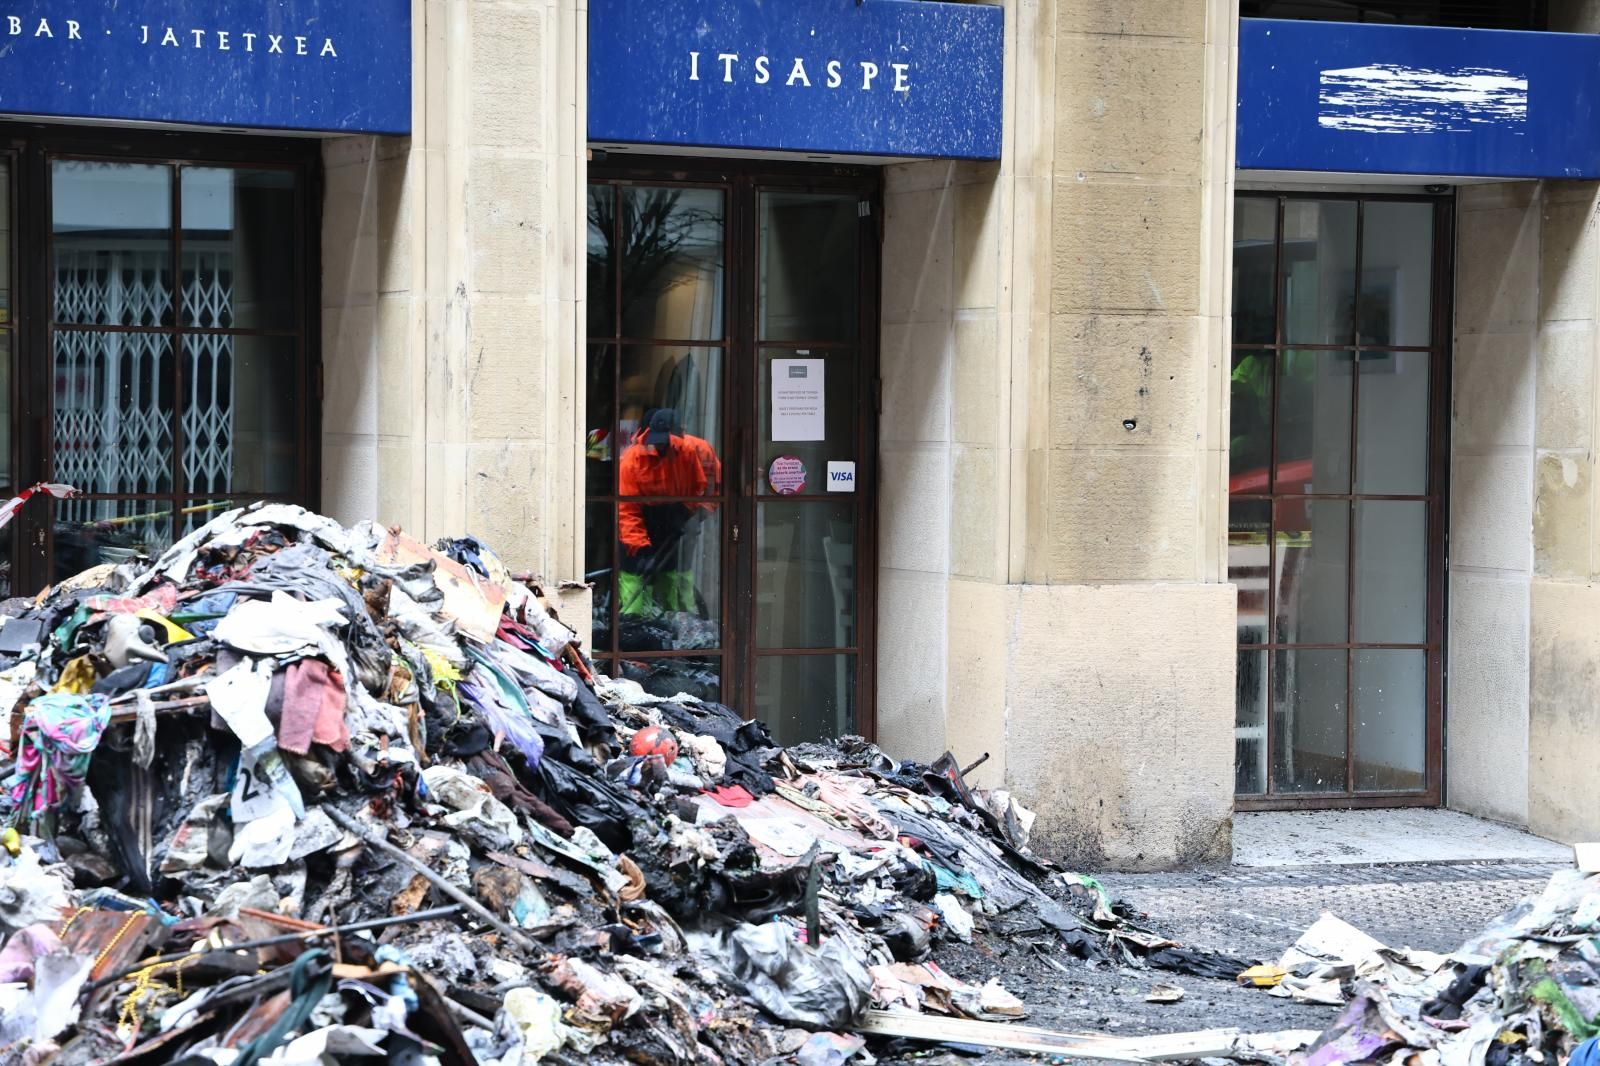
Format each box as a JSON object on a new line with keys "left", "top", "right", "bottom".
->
{"left": 629, "top": 725, "right": 680, "bottom": 763}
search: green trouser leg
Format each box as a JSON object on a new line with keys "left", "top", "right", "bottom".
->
{"left": 657, "top": 570, "right": 695, "bottom": 613}
{"left": 619, "top": 569, "right": 656, "bottom": 616}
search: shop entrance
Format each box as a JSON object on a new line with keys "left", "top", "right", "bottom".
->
{"left": 0, "top": 124, "right": 320, "bottom": 596}
{"left": 585, "top": 159, "right": 880, "bottom": 746}
{"left": 1229, "top": 191, "right": 1451, "bottom": 808}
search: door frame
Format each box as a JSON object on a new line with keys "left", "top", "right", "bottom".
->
{"left": 1231, "top": 189, "right": 1454, "bottom": 811}
{"left": 0, "top": 120, "right": 323, "bottom": 594}
{"left": 587, "top": 154, "right": 883, "bottom": 738}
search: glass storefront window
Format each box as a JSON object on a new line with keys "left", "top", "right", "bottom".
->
{"left": 1231, "top": 193, "right": 1443, "bottom": 805}
{"left": 29, "top": 153, "right": 312, "bottom": 588}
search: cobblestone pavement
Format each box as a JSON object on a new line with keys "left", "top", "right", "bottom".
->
{"left": 911, "top": 862, "right": 1567, "bottom": 1064}
{"left": 1100, "top": 860, "right": 1565, "bottom": 960}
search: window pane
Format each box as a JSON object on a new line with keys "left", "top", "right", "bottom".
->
{"left": 1360, "top": 202, "right": 1433, "bottom": 348}
{"left": 183, "top": 335, "right": 297, "bottom": 496}
{"left": 1229, "top": 498, "right": 1270, "bottom": 646}
{"left": 617, "top": 655, "right": 721, "bottom": 703}
{"left": 1355, "top": 500, "right": 1427, "bottom": 645}
{"left": 53, "top": 161, "right": 173, "bottom": 327}
{"left": 1277, "top": 349, "right": 1352, "bottom": 494}
{"left": 619, "top": 346, "right": 723, "bottom": 477}
{"left": 586, "top": 502, "right": 614, "bottom": 654}
{"left": 1356, "top": 351, "right": 1429, "bottom": 495}
{"left": 587, "top": 185, "right": 616, "bottom": 340}
{"left": 757, "top": 654, "right": 855, "bottom": 747}
{"left": 1233, "top": 197, "right": 1277, "bottom": 344}
{"left": 1275, "top": 499, "right": 1349, "bottom": 646}
{"left": 1, "top": 159, "right": 10, "bottom": 324}
{"left": 759, "top": 192, "right": 858, "bottom": 343}
{"left": 620, "top": 187, "right": 724, "bottom": 341}
{"left": 1354, "top": 650, "right": 1426, "bottom": 792}
{"left": 1282, "top": 199, "right": 1356, "bottom": 346}
{"left": 586, "top": 345, "right": 616, "bottom": 497}
{"left": 0, "top": 332, "right": 11, "bottom": 492}
{"left": 181, "top": 167, "right": 296, "bottom": 330}
{"left": 617, "top": 511, "right": 720, "bottom": 652}
{"left": 54, "top": 330, "right": 174, "bottom": 494}
{"left": 757, "top": 501, "right": 855, "bottom": 649}
{"left": 758, "top": 350, "right": 855, "bottom": 496}
{"left": 1230, "top": 351, "right": 1273, "bottom": 485}
{"left": 1236, "top": 649, "right": 1267, "bottom": 795}
{"left": 1272, "top": 648, "right": 1348, "bottom": 794}
{"left": 53, "top": 498, "right": 175, "bottom": 583}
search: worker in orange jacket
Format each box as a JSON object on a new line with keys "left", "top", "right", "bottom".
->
{"left": 618, "top": 409, "right": 717, "bottom": 618}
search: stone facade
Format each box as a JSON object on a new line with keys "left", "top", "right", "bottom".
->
{"left": 314, "top": 0, "right": 1243, "bottom": 870}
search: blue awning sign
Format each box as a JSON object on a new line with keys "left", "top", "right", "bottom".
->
{"left": 589, "top": 0, "right": 1005, "bottom": 161}
{"left": 0, "top": 2, "right": 411, "bottom": 135}
{"left": 1238, "top": 18, "right": 1600, "bottom": 180}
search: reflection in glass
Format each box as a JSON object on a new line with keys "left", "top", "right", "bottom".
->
{"left": 618, "top": 187, "right": 725, "bottom": 341}
{"left": 53, "top": 161, "right": 174, "bottom": 327}
{"left": 1354, "top": 650, "right": 1426, "bottom": 792}
{"left": 1282, "top": 199, "right": 1356, "bottom": 346}
{"left": 53, "top": 498, "right": 175, "bottom": 583}
{"left": 757, "top": 502, "right": 855, "bottom": 649}
{"left": 1276, "top": 349, "right": 1352, "bottom": 493}
{"left": 616, "top": 511, "right": 720, "bottom": 652}
{"left": 1356, "top": 351, "right": 1429, "bottom": 495}
{"left": 1355, "top": 500, "right": 1427, "bottom": 645}
{"left": 759, "top": 193, "right": 858, "bottom": 343}
{"left": 758, "top": 350, "right": 854, "bottom": 494}
{"left": 619, "top": 346, "right": 723, "bottom": 464}
{"left": 618, "top": 656, "right": 721, "bottom": 703}
{"left": 586, "top": 503, "right": 615, "bottom": 654}
{"left": 757, "top": 654, "right": 855, "bottom": 747}
{"left": 181, "top": 167, "right": 296, "bottom": 330}
{"left": 1229, "top": 498, "right": 1270, "bottom": 646}
{"left": 1230, "top": 351, "right": 1273, "bottom": 484}
{"left": 1232, "top": 197, "right": 1277, "bottom": 344}
{"left": 185, "top": 335, "right": 297, "bottom": 496}
{"left": 53, "top": 330, "right": 174, "bottom": 495}
{"left": 587, "top": 185, "right": 614, "bottom": 339}
{"left": 1273, "top": 648, "right": 1347, "bottom": 794}
{"left": 1360, "top": 202, "right": 1433, "bottom": 348}
{"left": 1236, "top": 650, "right": 1267, "bottom": 795}
{"left": 1275, "top": 499, "right": 1348, "bottom": 646}
{"left": 586, "top": 346, "right": 616, "bottom": 497}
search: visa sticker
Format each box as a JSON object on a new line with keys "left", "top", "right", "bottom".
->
{"left": 826, "top": 461, "right": 856, "bottom": 493}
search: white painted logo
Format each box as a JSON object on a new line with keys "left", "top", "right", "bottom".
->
{"left": 1318, "top": 63, "right": 1527, "bottom": 133}
{"left": 689, "top": 51, "right": 909, "bottom": 92}
{"left": 4, "top": 15, "right": 338, "bottom": 57}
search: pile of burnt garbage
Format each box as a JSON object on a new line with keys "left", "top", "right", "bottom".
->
{"left": 0, "top": 503, "right": 1240, "bottom": 1066}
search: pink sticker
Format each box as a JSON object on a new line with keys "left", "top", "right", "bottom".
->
{"left": 768, "top": 456, "right": 807, "bottom": 495}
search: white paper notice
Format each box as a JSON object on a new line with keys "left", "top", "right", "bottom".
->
{"left": 771, "top": 359, "right": 825, "bottom": 442}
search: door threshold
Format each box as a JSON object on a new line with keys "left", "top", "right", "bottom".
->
{"left": 1233, "top": 808, "right": 1571, "bottom": 868}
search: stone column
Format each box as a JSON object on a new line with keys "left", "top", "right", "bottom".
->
{"left": 879, "top": 0, "right": 1239, "bottom": 869}
{"left": 320, "top": 0, "right": 586, "bottom": 585}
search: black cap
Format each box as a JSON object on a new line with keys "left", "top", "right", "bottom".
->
{"left": 645, "top": 408, "right": 678, "bottom": 449}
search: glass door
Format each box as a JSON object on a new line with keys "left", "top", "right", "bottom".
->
{"left": 1230, "top": 192, "right": 1450, "bottom": 808}
{"left": 586, "top": 162, "right": 879, "bottom": 745}
{"left": 749, "top": 190, "right": 867, "bottom": 745}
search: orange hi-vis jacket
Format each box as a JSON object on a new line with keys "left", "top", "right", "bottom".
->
{"left": 618, "top": 433, "right": 711, "bottom": 555}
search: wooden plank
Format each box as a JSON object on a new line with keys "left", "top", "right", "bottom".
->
{"left": 856, "top": 1010, "right": 1247, "bottom": 1062}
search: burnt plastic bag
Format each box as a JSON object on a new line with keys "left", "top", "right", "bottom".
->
{"left": 725, "top": 923, "right": 871, "bottom": 1031}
